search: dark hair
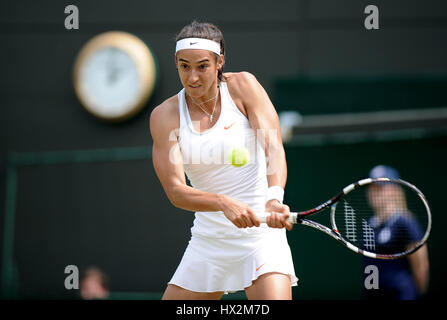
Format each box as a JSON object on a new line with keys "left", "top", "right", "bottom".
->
{"left": 175, "top": 20, "right": 225, "bottom": 81}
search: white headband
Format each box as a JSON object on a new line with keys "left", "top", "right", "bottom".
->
{"left": 175, "top": 38, "right": 221, "bottom": 56}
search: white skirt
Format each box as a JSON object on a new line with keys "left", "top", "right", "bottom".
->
{"left": 168, "top": 228, "right": 298, "bottom": 293}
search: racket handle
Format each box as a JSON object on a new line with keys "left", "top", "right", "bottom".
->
{"left": 258, "top": 212, "right": 298, "bottom": 224}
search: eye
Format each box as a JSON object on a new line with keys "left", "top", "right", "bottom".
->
{"left": 180, "top": 64, "right": 189, "bottom": 70}
{"left": 199, "top": 64, "right": 209, "bottom": 70}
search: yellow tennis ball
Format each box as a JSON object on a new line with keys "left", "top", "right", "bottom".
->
{"left": 228, "top": 147, "right": 249, "bottom": 167}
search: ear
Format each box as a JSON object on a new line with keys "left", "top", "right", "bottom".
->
{"left": 174, "top": 53, "right": 178, "bottom": 69}
{"left": 218, "top": 54, "right": 225, "bottom": 69}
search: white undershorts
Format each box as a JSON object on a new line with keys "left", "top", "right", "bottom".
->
{"left": 168, "top": 228, "right": 298, "bottom": 293}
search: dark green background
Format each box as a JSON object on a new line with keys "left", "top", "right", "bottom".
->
{"left": 1, "top": 0, "right": 446, "bottom": 299}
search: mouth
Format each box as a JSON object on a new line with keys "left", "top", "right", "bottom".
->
{"left": 188, "top": 84, "right": 201, "bottom": 89}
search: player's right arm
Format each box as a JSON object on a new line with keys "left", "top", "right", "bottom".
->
{"left": 149, "top": 97, "right": 259, "bottom": 229}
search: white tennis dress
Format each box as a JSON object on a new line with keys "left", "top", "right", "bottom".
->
{"left": 168, "top": 81, "right": 298, "bottom": 293}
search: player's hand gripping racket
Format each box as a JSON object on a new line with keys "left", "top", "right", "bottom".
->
{"left": 259, "top": 178, "right": 431, "bottom": 259}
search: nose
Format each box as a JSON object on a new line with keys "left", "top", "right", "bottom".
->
{"left": 189, "top": 68, "right": 199, "bottom": 83}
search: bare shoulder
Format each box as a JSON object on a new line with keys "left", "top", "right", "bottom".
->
{"left": 223, "top": 72, "right": 266, "bottom": 114}
{"left": 149, "top": 95, "right": 179, "bottom": 140}
{"left": 223, "top": 72, "right": 260, "bottom": 96}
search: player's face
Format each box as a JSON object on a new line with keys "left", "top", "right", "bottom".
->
{"left": 368, "top": 184, "right": 385, "bottom": 212}
{"left": 367, "top": 183, "right": 404, "bottom": 216}
{"left": 175, "top": 49, "right": 223, "bottom": 99}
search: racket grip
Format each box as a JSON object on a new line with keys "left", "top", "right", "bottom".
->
{"left": 258, "top": 212, "right": 298, "bottom": 224}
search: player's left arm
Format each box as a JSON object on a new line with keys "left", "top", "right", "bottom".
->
{"left": 408, "top": 245, "right": 430, "bottom": 295}
{"left": 404, "top": 218, "right": 430, "bottom": 295}
{"left": 227, "top": 72, "right": 292, "bottom": 230}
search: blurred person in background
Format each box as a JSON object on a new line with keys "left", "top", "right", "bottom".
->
{"left": 363, "top": 165, "right": 429, "bottom": 300}
{"left": 80, "top": 266, "right": 110, "bottom": 300}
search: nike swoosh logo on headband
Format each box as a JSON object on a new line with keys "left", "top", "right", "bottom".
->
{"left": 190, "top": 42, "right": 198, "bottom": 45}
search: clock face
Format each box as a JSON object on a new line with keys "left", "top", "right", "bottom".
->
{"left": 80, "top": 46, "right": 140, "bottom": 118}
{"left": 73, "top": 31, "right": 157, "bottom": 122}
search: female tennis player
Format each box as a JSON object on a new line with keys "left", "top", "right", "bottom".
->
{"left": 150, "top": 21, "right": 298, "bottom": 300}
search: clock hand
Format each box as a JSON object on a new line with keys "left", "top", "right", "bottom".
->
{"left": 106, "top": 49, "right": 121, "bottom": 84}
{"left": 108, "top": 68, "right": 119, "bottom": 84}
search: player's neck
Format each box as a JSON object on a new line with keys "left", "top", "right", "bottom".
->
{"left": 187, "top": 84, "right": 219, "bottom": 110}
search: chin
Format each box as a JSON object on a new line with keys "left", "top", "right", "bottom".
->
{"left": 186, "top": 86, "right": 207, "bottom": 97}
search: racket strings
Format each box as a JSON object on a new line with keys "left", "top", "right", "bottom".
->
{"left": 334, "top": 180, "right": 429, "bottom": 255}
{"left": 343, "top": 201, "right": 357, "bottom": 242}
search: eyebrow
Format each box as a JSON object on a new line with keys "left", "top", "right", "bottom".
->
{"left": 179, "top": 58, "right": 210, "bottom": 63}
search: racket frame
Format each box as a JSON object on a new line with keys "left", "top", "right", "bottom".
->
{"left": 264, "top": 178, "right": 432, "bottom": 260}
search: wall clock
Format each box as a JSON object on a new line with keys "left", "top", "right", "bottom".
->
{"left": 73, "top": 31, "right": 157, "bottom": 122}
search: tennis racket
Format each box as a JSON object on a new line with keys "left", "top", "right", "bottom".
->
{"left": 259, "top": 178, "right": 431, "bottom": 259}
